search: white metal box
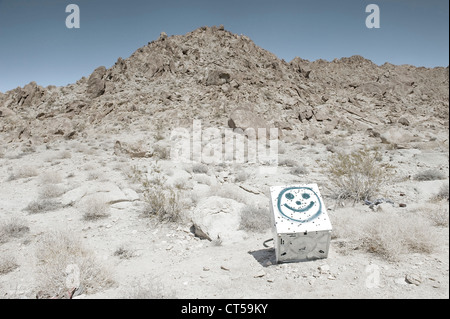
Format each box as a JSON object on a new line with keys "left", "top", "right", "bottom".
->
{"left": 269, "top": 184, "right": 332, "bottom": 263}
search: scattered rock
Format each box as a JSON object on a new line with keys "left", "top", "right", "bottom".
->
{"left": 405, "top": 273, "right": 423, "bottom": 286}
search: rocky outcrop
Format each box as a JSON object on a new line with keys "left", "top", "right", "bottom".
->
{"left": 87, "top": 66, "right": 106, "bottom": 98}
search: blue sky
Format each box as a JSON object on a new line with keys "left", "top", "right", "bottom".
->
{"left": 0, "top": 0, "right": 448, "bottom": 92}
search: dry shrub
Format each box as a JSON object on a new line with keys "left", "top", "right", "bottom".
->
{"left": 24, "top": 199, "right": 61, "bottom": 214}
{"left": 35, "top": 231, "right": 114, "bottom": 297}
{"left": 427, "top": 206, "right": 449, "bottom": 227}
{"left": 239, "top": 205, "right": 271, "bottom": 233}
{"left": 434, "top": 183, "right": 449, "bottom": 201}
{"left": 39, "top": 184, "right": 65, "bottom": 199}
{"left": 414, "top": 169, "right": 446, "bottom": 181}
{"left": 40, "top": 171, "right": 63, "bottom": 184}
{"left": 0, "top": 254, "right": 18, "bottom": 275}
{"left": 328, "top": 149, "right": 392, "bottom": 203}
{"left": 0, "top": 218, "right": 30, "bottom": 244}
{"left": 331, "top": 210, "right": 437, "bottom": 261}
{"left": 143, "top": 187, "right": 181, "bottom": 222}
{"left": 82, "top": 197, "right": 110, "bottom": 221}
{"left": 7, "top": 166, "right": 38, "bottom": 181}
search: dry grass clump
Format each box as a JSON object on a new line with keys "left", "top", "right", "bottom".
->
{"left": 142, "top": 187, "right": 181, "bottom": 222}
{"left": 328, "top": 149, "right": 392, "bottom": 203}
{"left": 0, "top": 254, "right": 18, "bottom": 275}
{"left": 40, "top": 171, "right": 63, "bottom": 184}
{"left": 7, "top": 166, "right": 38, "bottom": 181}
{"left": 24, "top": 199, "right": 61, "bottom": 214}
{"left": 414, "top": 169, "right": 446, "bottom": 181}
{"left": 0, "top": 218, "right": 30, "bottom": 244}
{"left": 123, "top": 277, "right": 176, "bottom": 299}
{"left": 434, "top": 183, "right": 449, "bottom": 201}
{"left": 331, "top": 210, "right": 437, "bottom": 261}
{"left": 239, "top": 205, "right": 271, "bottom": 233}
{"left": 81, "top": 197, "right": 110, "bottom": 221}
{"left": 426, "top": 206, "right": 449, "bottom": 227}
{"left": 35, "top": 231, "right": 114, "bottom": 297}
{"left": 192, "top": 163, "right": 209, "bottom": 174}
{"left": 290, "top": 165, "right": 309, "bottom": 176}
{"left": 39, "top": 184, "right": 65, "bottom": 199}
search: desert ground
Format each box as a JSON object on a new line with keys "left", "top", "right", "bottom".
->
{"left": 0, "top": 26, "right": 448, "bottom": 299}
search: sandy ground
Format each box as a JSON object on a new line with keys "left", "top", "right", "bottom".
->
{"left": 0, "top": 130, "right": 448, "bottom": 299}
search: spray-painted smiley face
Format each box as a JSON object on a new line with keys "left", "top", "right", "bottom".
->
{"left": 277, "top": 187, "right": 322, "bottom": 223}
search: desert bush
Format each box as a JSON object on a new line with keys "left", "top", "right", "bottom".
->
{"left": 427, "top": 207, "right": 449, "bottom": 227}
{"left": 39, "top": 184, "right": 65, "bottom": 199}
{"left": 142, "top": 187, "right": 181, "bottom": 222}
{"left": 434, "top": 183, "right": 449, "bottom": 201}
{"left": 7, "top": 166, "right": 38, "bottom": 181}
{"left": 24, "top": 199, "right": 61, "bottom": 214}
{"left": 290, "top": 165, "right": 309, "bottom": 176}
{"left": 234, "top": 171, "right": 249, "bottom": 183}
{"left": 0, "top": 254, "right": 18, "bottom": 275}
{"left": 328, "top": 149, "right": 392, "bottom": 202}
{"left": 279, "top": 159, "right": 297, "bottom": 167}
{"left": 82, "top": 197, "right": 110, "bottom": 221}
{"left": 153, "top": 144, "right": 170, "bottom": 160}
{"left": 192, "top": 163, "right": 209, "bottom": 174}
{"left": 113, "top": 246, "right": 135, "bottom": 259}
{"left": 0, "top": 218, "right": 30, "bottom": 244}
{"left": 331, "top": 210, "right": 437, "bottom": 261}
{"left": 239, "top": 205, "right": 271, "bottom": 233}
{"left": 414, "top": 169, "right": 446, "bottom": 181}
{"left": 40, "top": 171, "right": 63, "bottom": 184}
{"left": 123, "top": 278, "right": 176, "bottom": 299}
{"left": 35, "top": 231, "right": 114, "bottom": 297}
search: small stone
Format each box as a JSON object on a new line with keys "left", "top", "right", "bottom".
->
{"left": 399, "top": 203, "right": 407, "bottom": 208}
{"left": 405, "top": 273, "right": 422, "bottom": 286}
{"left": 318, "top": 264, "right": 330, "bottom": 274}
{"left": 254, "top": 270, "right": 266, "bottom": 278}
{"left": 221, "top": 265, "right": 230, "bottom": 271}
{"left": 203, "top": 267, "right": 210, "bottom": 271}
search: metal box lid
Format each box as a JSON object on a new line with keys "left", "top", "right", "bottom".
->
{"left": 269, "top": 184, "right": 332, "bottom": 234}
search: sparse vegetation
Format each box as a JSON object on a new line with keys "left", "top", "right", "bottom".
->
{"left": 35, "top": 231, "right": 114, "bottom": 297}
{"left": 0, "top": 218, "right": 30, "bottom": 244}
{"left": 192, "top": 163, "right": 209, "bottom": 174}
{"left": 434, "top": 183, "right": 449, "bottom": 201}
{"left": 0, "top": 254, "right": 18, "bottom": 275}
{"left": 414, "top": 169, "right": 446, "bottom": 181}
{"left": 82, "top": 197, "right": 110, "bottom": 221}
{"left": 113, "top": 246, "right": 135, "bottom": 259}
{"left": 328, "top": 149, "right": 392, "bottom": 203}
{"left": 427, "top": 207, "right": 449, "bottom": 227}
{"left": 24, "top": 199, "right": 61, "bottom": 214}
{"left": 39, "top": 184, "right": 65, "bottom": 199}
{"left": 7, "top": 166, "right": 38, "bottom": 181}
{"left": 239, "top": 205, "right": 271, "bottom": 233}
{"left": 290, "top": 165, "right": 309, "bottom": 176}
{"left": 331, "top": 210, "right": 437, "bottom": 261}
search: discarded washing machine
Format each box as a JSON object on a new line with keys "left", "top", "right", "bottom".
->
{"left": 269, "top": 184, "right": 332, "bottom": 263}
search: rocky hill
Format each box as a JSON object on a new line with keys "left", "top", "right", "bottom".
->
{"left": 0, "top": 26, "right": 448, "bottom": 144}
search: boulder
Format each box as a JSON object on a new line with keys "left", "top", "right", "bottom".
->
{"left": 298, "top": 105, "right": 314, "bottom": 122}
{"left": 87, "top": 66, "right": 106, "bottom": 98}
{"left": 190, "top": 196, "right": 246, "bottom": 244}
{"left": 205, "top": 70, "right": 231, "bottom": 86}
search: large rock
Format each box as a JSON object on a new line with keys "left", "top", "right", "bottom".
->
{"left": 190, "top": 196, "right": 246, "bottom": 244}
{"left": 205, "top": 70, "right": 231, "bottom": 86}
{"left": 87, "top": 66, "right": 107, "bottom": 98}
